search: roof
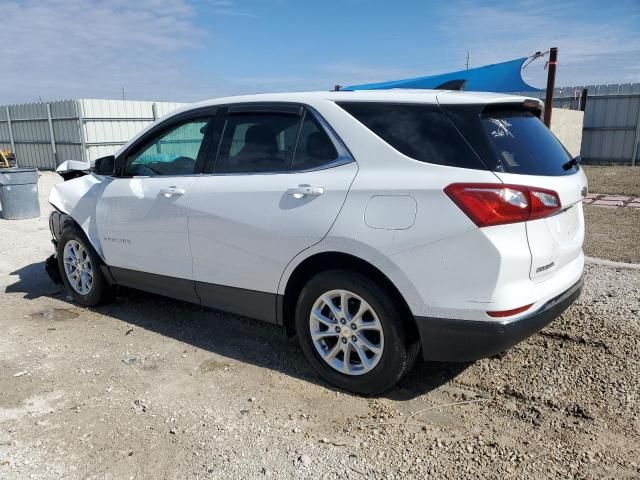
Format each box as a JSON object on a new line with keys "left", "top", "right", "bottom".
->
{"left": 185, "top": 89, "right": 535, "bottom": 110}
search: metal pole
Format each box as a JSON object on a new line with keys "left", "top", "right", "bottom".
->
{"left": 543, "top": 47, "right": 558, "bottom": 128}
{"left": 631, "top": 99, "right": 640, "bottom": 166}
{"left": 77, "top": 100, "right": 87, "bottom": 162}
{"left": 5, "top": 106, "right": 15, "bottom": 154}
{"left": 152, "top": 103, "right": 162, "bottom": 154}
{"left": 579, "top": 88, "right": 588, "bottom": 112}
{"left": 46, "top": 103, "right": 58, "bottom": 166}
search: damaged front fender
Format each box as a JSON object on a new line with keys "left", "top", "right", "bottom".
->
{"left": 49, "top": 174, "right": 111, "bottom": 261}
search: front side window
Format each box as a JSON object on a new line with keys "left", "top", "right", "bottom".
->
{"left": 125, "top": 118, "right": 210, "bottom": 176}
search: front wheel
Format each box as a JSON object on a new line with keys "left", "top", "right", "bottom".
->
{"left": 295, "top": 270, "right": 419, "bottom": 395}
{"left": 57, "top": 226, "right": 109, "bottom": 306}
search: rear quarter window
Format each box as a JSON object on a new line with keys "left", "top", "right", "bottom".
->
{"left": 337, "top": 102, "right": 487, "bottom": 170}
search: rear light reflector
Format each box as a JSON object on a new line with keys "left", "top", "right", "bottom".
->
{"left": 487, "top": 303, "right": 533, "bottom": 318}
{"left": 444, "top": 183, "right": 560, "bottom": 227}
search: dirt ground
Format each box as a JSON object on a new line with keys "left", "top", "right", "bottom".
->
{"left": 583, "top": 205, "right": 640, "bottom": 263}
{"left": 583, "top": 165, "right": 640, "bottom": 197}
{"left": 1, "top": 172, "right": 639, "bottom": 479}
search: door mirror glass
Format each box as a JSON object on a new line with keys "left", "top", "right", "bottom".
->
{"left": 93, "top": 155, "right": 116, "bottom": 176}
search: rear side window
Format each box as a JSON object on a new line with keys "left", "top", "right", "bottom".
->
{"left": 213, "top": 108, "right": 343, "bottom": 174}
{"left": 216, "top": 113, "right": 300, "bottom": 173}
{"left": 292, "top": 114, "right": 339, "bottom": 171}
{"left": 480, "top": 109, "right": 575, "bottom": 176}
{"left": 337, "top": 102, "right": 486, "bottom": 170}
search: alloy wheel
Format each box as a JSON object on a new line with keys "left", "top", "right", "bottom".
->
{"left": 63, "top": 240, "right": 93, "bottom": 295}
{"left": 309, "top": 289, "right": 384, "bottom": 376}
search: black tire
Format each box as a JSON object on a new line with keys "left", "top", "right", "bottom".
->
{"left": 295, "top": 269, "right": 420, "bottom": 395}
{"left": 57, "top": 225, "right": 109, "bottom": 306}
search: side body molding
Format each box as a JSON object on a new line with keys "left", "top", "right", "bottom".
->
{"left": 48, "top": 174, "right": 110, "bottom": 260}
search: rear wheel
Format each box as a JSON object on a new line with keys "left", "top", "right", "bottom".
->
{"left": 295, "top": 270, "right": 419, "bottom": 395}
{"left": 57, "top": 226, "right": 109, "bottom": 306}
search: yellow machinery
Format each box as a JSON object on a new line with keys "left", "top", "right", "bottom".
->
{"left": 0, "top": 148, "right": 15, "bottom": 168}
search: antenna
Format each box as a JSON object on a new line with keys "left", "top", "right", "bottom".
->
{"left": 121, "top": 86, "right": 125, "bottom": 100}
{"left": 465, "top": 51, "right": 470, "bottom": 70}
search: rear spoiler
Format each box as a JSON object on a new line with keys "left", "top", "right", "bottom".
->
{"left": 479, "top": 99, "right": 543, "bottom": 120}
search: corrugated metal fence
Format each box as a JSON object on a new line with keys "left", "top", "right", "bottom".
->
{"left": 0, "top": 99, "right": 186, "bottom": 170}
{"left": 529, "top": 83, "right": 640, "bottom": 166}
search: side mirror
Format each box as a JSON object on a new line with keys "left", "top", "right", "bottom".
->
{"left": 93, "top": 155, "right": 116, "bottom": 176}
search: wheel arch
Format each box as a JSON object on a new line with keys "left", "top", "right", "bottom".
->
{"left": 55, "top": 215, "right": 115, "bottom": 288}
{"left": 280, "top": 251, "right": 419, "bottom": 342}
{"left": 51, "top": 207, "right": 106, "bottom": 261}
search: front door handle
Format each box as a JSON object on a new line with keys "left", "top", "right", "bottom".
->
{"left": 160, "top": 187, "right": 186, "bottom": 198}
{"left": 286, "top": 185, "right": 324, "bottom": 198}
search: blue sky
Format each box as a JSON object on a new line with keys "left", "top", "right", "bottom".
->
{"left": 1, "top": 0, "right": 639, "bottom": 103}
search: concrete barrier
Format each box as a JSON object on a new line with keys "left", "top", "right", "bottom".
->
{"left": 550, "top": 109, "right": 584, "bottom": 158}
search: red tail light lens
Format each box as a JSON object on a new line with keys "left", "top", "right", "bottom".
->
{"left": 487, "top": 303, "right": 533, "bottom": 318}
{"left": 444, "top": 183, "right": 560, "bottom": 227}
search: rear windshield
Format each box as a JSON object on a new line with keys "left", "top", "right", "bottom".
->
{"left": 337, "top": 102, "right": 487, "bottom": 170}
{"left": 480, "top": 109, "right": 576, "bottom": 176}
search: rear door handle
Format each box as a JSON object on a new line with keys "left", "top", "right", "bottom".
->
{"left": 160, "top": 187, "right": 186, "bottom": 198}
{"left": 286, "top": 185, "right": 324, "bottom": 198}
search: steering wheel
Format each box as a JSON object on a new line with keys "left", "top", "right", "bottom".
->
{"left": 171, "top": 156, "right": 196, "bottom": 174}
{"left": 128, "top": 163, "right": 160, "bottom": 176}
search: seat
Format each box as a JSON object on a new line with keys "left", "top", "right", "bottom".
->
{"left": 306, "top": 131, "right": 337, "bottom": 160}
{"left": 239, "top": 124, "right": 278, "bottom": 158}
{"left": 225, "top": 124, "right": 286, "bottom": 172}
{"left": 294, "top": 131, "right": 338, "bottom": 169}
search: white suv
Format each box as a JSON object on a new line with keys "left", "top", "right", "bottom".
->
{"left": 48, "top": 90, "right": 586, "bottom": 394}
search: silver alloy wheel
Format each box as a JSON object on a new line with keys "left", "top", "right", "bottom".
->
{"left": 309, "top": 289, "right": 384, "bottom": 376}
{"left": 63, "top": 240, "right": 93, "bottom": 295}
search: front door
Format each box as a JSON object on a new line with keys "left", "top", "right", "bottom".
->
{"left": 187, "top": 105, "right": 358, "bottom": 321}
{"left": 96, "top": 115, "right": 214, "bottom": 295}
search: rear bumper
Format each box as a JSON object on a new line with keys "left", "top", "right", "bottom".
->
{"left": 415, "top": 277, "right": 583, "bottom": 361}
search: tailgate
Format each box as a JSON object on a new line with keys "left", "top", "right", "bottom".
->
{"left": 439, "top": 100, "right": 589, "bottom": 283}
{"left": 439, "top": 97, "right": 589, "bottom": 282}
{"left": 495, "top": 170, "right": 587, "bottom": 281}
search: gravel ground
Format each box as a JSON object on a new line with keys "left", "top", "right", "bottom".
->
{"left": 583, "top": 166, "right": 640, "bottom": 197}
{"left": 583, "top": 204, "right": 640, "bottom": 263}
{"left": 1, "top": 172, "right": 639, "bottom": 479}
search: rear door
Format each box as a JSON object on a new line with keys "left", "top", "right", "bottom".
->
{"left": 187, "top": 104, "right": 357, "bottom": 320}
{"left": 476, "top": 108, "right": 587, "bottom": 281}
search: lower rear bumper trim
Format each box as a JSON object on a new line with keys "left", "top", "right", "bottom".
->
{"left": 415, "top": 278, "right": 583, "bottom": 362}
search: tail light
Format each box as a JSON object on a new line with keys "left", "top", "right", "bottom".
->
{"left": 444, "top": 183, "right": 561, "bottom": 227}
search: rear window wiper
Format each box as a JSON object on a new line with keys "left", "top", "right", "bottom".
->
{"left": 562, "top": 155, "right": 581, "bottom": 171}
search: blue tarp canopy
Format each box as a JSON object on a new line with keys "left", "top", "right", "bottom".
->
{"left": 344, "top": 57, "right": 540, "bottom": 93}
